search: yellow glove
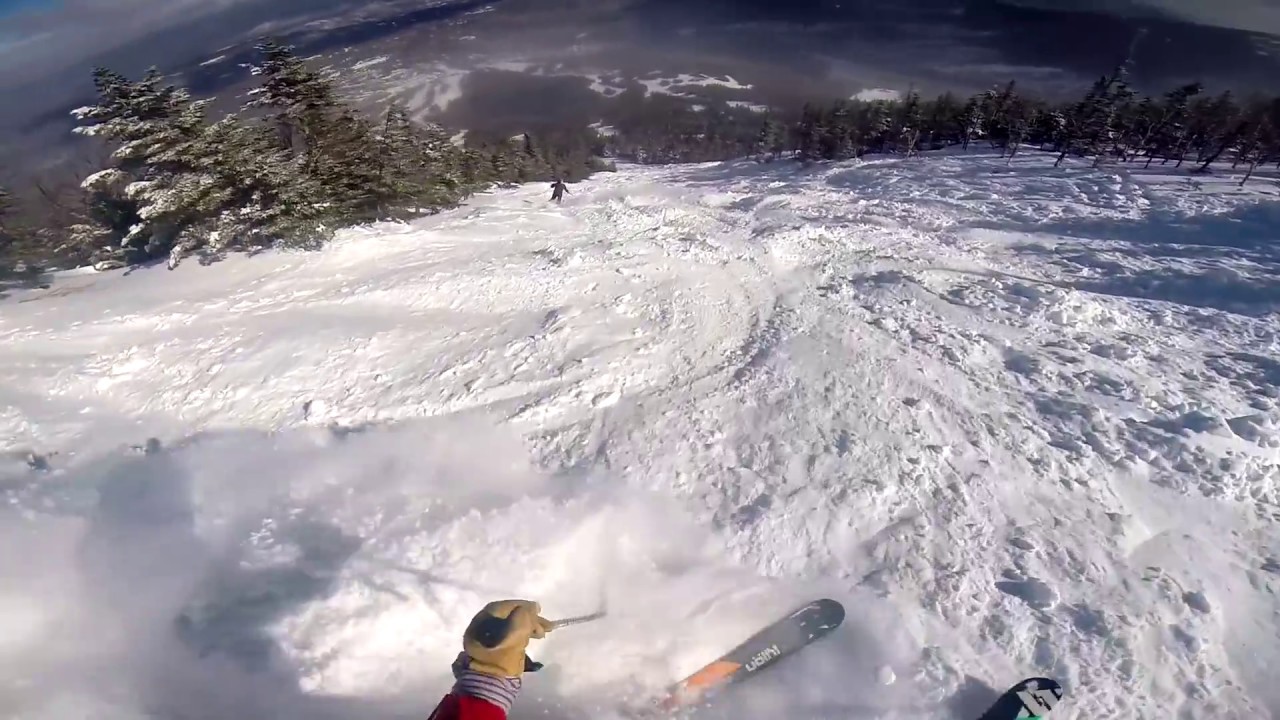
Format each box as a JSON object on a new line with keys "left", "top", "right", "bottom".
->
{"left": 462, "top": 599, "right": 555, "bottom": 678}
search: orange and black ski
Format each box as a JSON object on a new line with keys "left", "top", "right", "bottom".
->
{"left": 654, "top": 598, "right": 846, "bottom": 712}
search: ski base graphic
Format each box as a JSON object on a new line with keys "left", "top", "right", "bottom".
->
{"left": 978, "top": 677, "right": 1065, "bottom": 720}
{"left": 654, "top": 598, "right": 846, "bottom": 712}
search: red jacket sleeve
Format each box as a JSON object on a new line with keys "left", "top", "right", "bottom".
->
{"left": 428, "top": 693, "right": 508, "bottom": 720}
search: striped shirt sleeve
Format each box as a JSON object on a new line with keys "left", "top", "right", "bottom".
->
{"left": 450, "top": 653, "right": 523, "bottom": 713}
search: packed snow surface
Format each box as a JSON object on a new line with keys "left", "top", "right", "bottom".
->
{"left": 2, "top": 152, "right": 1279, "bottom": 720}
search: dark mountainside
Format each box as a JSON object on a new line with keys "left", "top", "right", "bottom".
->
{"left": 5, "top": 0, "right": 1276, "bottom": 141}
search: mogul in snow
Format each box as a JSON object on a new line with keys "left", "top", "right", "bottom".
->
{"left": 550, "top": 177, "right": 569, "bottom": 203}
{"left": 429, "top": 599, "right": 554, "bottom": 720}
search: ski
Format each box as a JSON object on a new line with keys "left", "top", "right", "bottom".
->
{"left": 976, "top": 677, "right": 1065, "bottom": 720}
{"left": 634, "top": 597, "right": 1059, "bottom": 720}
{"left": 652, "top": 598, "right": 846, "bottom": 712}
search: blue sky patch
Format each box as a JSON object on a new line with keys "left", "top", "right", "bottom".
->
{"left": 0, "top": 0, "right": 55, "bottom": 19}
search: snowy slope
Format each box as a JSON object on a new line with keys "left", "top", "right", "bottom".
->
{"left": 2, "top": 152, "right": 1279, "bottom": 720}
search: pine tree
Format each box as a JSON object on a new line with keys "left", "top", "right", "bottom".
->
{"left": 168, "top": 116, "right": 329, "bottom": 264}
{"left": 0, "top": 186, "right": 11, "bottom": 233}
{"left": 244, "top": 39, "right": 341, "bottom": 157}
{"left": 862, "top": 101, "right": 894, "bottom": 153}
{"left": 70, "top": 61, "right": 339, "bottom": 268}
{"left": 70, "top": 66, "right": 216, "bottom": 262}
{"left": 514, "top": 133, "right": 553, "bottom": 182}
{"left": 487, "top": 143, "right": 519, "bottom": 184}
{"left": 754, "top": 115, "right": 784, "bottom": 162}
{"left": 1135, "top": 83, "right": 1202, "bottom": 166}
{"left": 795, "top": 103, "right": 822, "bottom": 161}
{"left": 960, "top": 96, "right": 985, "bottom": 151}
{"left": 374, "top": 103, "right": 425, "bottom": 209}
{"left": 923, "top": 92, "right": 963, "bottom": 149}
{"left": 314, "top": 108, "right": 385, "bottom": 218}
{"left": 372, "top": 103, "right": 464, "bottom": 211}
{"left": 1093, "top": 71, "right": 1137, "bottom": 166}
{"left": 983, "top": 81, "right": 1019, "bottom": 148}
{"left": 896, "top": 90, "right": 923, "bottom": 156}
{"left": 0, "top": 186, "right": 18, "bottom": 277}
{"left": 1191, "top": 92, "right": 1242, "bottom": 172}
{"left": 1239, "top": 98, "right": 1280, "bottom": 186}
{"left": 822, "top": 101, "right": 853, "bottom": 160}
{"left": 244, "top": 40, "right": 397, "bottom": 224}
{"left": 0, "top": 187, "right": 43, "bottom": 283}
{"left": 1053, "top": 68, "right": 1133, "bottom": 167}
{"left": 1004, "top": 98, "right": 1036, "bottom": 163}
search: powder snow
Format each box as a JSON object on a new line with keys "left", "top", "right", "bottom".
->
{"left": 1, "top": 151, "right": 1278, "bottom": 720}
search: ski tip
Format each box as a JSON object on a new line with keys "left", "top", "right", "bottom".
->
{"left": 811, "top": 598, "right": 846, "bottom": 624}
{"left": 994, "top": 676, "right": 1064, "bottom": 719}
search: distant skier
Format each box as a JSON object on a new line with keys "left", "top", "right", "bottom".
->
{"left": 428, "top": 599, "right": 554, "bottom": 720}
{"left": 549, "top": 178, "right": 569, "bottom": 203}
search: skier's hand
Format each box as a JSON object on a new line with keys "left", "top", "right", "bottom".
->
{"left": 462, "top": 599, "right": 554, "bottom": 678}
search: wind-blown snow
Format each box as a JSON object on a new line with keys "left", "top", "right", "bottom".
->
{"left": 2, "top": 152, "right": 1279, "bottom": 720}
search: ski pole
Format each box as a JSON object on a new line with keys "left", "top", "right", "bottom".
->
{"left": 549, "top": 610, "right": 606, "bottom": 629}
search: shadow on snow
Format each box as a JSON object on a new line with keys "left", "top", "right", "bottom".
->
{"left": 999, "top": 202, "right": 1280, "bottom": 317}
{"left": 687, "top": 151, "right": 1280, "bottom": 318}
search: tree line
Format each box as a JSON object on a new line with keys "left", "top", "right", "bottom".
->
{"left": 601, "top": 64, "right": 1280, "bottom": 182}
{"left": 1, "top": 40, "right": 610, "bottom": 276}
{"left": 3, "top": 51, "right": 1278, "bottom": 280}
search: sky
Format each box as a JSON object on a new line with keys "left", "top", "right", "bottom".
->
{"left": 0, "top": 0, "right": 53, "bottom": 18}
{"left": 0, "top": 0, "right": 263, "bottom": 82}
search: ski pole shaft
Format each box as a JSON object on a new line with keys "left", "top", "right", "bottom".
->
{"left": 549, "top": 611, "right": 606, "bottom": 629}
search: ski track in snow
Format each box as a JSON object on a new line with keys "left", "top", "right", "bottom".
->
{"left": 2, "top": 152, "right": 1279, "bottom": 720}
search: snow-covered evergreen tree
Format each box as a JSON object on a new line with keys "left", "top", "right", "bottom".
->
{"left": 70, "top": 67, "right": 216, "bottom": 263}
{"left": 164, "top": 116, "right": 330, "bottom": 265}
{"left": 70, "top": 63, "right": 337, "bottom": 267}
{"left": 244, "top": 39, "right": 341, "bottom": 157}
